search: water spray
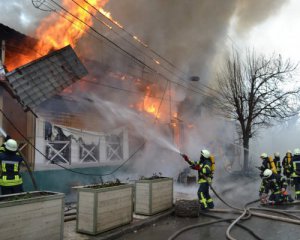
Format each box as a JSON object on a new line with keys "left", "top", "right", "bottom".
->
{"left": 0, "top": 127, "right": 7, "bottom": 138}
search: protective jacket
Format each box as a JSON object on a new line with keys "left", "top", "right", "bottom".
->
{"left": 259, "top": 173, "right": 287, "bottom": 196}
{"left": 0, "top": 151, "right": 23, "bottom": 186}
{"left": 282, "top": 153, "right": 293, "bottom": 177}
{"left": 291, "top": 155, "right": 300, "bottom": 178}
{"left": 188, "top": 156, "right": 213, "bottom": 183}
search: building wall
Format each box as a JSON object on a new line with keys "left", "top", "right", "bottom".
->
{"left": 34, "top": 117, "right": 129, "bottom": 170}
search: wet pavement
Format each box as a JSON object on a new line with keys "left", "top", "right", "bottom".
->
{"left": 64, "top": 174, "right": 300, "bottom": 240}
{"left": 64, "top": 204, "right": 300, "bottom": 240}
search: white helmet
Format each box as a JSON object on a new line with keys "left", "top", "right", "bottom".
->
{"left": 294, "top": 148, "right": 300, "bottom": 156}
{"left": 201, "top": 149, "right": 210, "bottom": 158}
{"left": 4, "top": 139, "right": 18, "bottom": 152}
{"left": 274, "top": 152, "right": 280, "bottom": 157}
{"left": 260, "top": 153, "right": 268, "bottom": 158}
{"left": 263, "top": 169, "right": 273, "bottom": 178}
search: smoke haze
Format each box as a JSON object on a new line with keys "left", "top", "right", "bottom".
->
{"left": 0, "top": 0, "right": 296, "bottom": 188}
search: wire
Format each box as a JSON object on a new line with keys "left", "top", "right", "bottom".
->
{"left": 81, "top": 0, "right": 222, "bottom": 97}
{"left": 44, "top": 0, "right": 219, "bottom": 100}
{"left": 78, "top": 0, "right": 187, "bottom": 83}
{"left": 0, "top": 108, "right": 145, "bottom": 177}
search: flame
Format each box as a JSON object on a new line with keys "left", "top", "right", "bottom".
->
{"left": 6, "top": 0, "right": 109, "bottom": 71}
{"left": 143, "top": 86, "right": 160, "bottom": 118}
{"left": 99, "top": 8, "right": 123, "bottom": 28}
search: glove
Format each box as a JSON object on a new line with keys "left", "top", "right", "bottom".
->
{"left": 190, "top": 164, "right": 201, "bottom": 170}
{"left": 181, "top": 153, "right": 190, "bottom": 162}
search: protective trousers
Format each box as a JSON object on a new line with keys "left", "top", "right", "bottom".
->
{"left": 197, "top": 182, "right": 214, "bottom": 210}
{"left": 268, "top": 192, "right": 284, "bottom": 204}
{"left": 1, "top": 184, "right": 23, "bottom": 195}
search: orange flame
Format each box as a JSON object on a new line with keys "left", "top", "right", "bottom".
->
{"left": 7, "top": 0, "right": 109, "bottom": 71}
{"left": 99, "top": 8, "right": 123, "bottom": 28}
{"left": 142, "top": 85, "right": 161, "bottom": 118}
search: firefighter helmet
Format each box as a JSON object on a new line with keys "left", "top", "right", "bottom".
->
{"left": 4, "top": 139, "right": 18, "bottom": 152}
{"left": 260, "top": 153, "right": 268, "bottom": 158}
{"left": 201, "top": 149, "right": 210, "bottom": 158}
{"left": 263, "top": 169, "right": 273, "bottom": 178}
{"left": 294, "top": 148, "right": 300, "bottom": 156}
{"left": 274, "top": 152, "right": 280, "bottom": 157}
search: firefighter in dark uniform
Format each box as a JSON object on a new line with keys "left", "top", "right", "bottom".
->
{"left": 259, "top": 153, "right": 277, "bottom": 177}
{"left": 291, "top": 148, "right": 300, "bottom": 200}
{"left": 0, "top": 139, "right": 24, "bottom": 195}
{"left": 282, "top": 150, "right": 293, "bottom": 185}
{"left": 259, "top": 169, "right": 292, "bottom": 204}
{"left": 181, "top": 149, "right": 214, "bottom": 210}
{"left": 274, "top": 152, "right": 282, "bottom": 175}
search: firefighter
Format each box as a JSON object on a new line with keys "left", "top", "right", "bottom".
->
{"left": 181, "top": 149, "right": 214, "bottom": 210}
{"left": 0, "top": 139, "right": 24, "bottom": 195}
{"left": 274, "top": 152, "right": 282, "bottom": 175}
{"left": 259, "top": 169, "right": 292, "bottom": 204}
{"left": 282, "top": 150, "right": 293, "bottom": 185}
{"left": 291, "top": 148, "right": 300, "bottom": 200}
{"left": 258, "top": 153, "right": 277, "bottom": 177}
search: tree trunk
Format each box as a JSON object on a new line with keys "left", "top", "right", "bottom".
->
{"left": 243, "top": 138, "right": 250, "bottom": 172}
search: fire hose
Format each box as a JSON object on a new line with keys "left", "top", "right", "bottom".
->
{"left": 169, "top": 153, "right": 300, "bottom": 240}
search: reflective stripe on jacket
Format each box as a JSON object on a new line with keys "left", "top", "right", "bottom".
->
{"left": 0, "top": 152, "right": 23, "bottom": 186}
{"left": 259, "top": 174, "right": 287, "bottom": 195}
{"left": 282, "top": 153, "right": 292, "bottom": 176}
{"left": 291, "top": 155, "right": 300, "bottom": 178}
{"left": 196, "top": 158, "right": 213, "bottom": 183}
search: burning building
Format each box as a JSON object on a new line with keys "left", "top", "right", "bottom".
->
{"left": 0, "top": 0, "right": 189, "bottom": 198}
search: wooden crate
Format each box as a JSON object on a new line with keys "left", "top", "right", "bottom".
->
{"left": 0, "top": 191, "right": 64, "bottom": 240}
{"left": 74, "top": 184, "right": 133, "bottom": 235}
{"left": 135, "top": 178, "right": 173, "bottom": 215}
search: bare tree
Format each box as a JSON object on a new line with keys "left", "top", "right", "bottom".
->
{"left": 215, "top": 49, "right": 300, "bottom": 172}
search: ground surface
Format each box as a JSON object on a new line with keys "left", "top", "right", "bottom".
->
{"left": 64, "top": 173, "right": 300, "bottom": 240}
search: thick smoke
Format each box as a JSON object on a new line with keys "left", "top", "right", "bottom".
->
{"left": 0, "top": 0, "right": 293, "bottom": 199}
{"left": 38, "top": 0, "right": 290, "bottom": 180}
{"left": 106, "top": 0, "right": 288, "bottom": 79}
{"left": 0, "top": 1, "right": 49, "bottom": 35}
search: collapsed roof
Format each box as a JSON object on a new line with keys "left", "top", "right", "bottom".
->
{"left": 5, "top": 45, "right": 88, "bottom": 110}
